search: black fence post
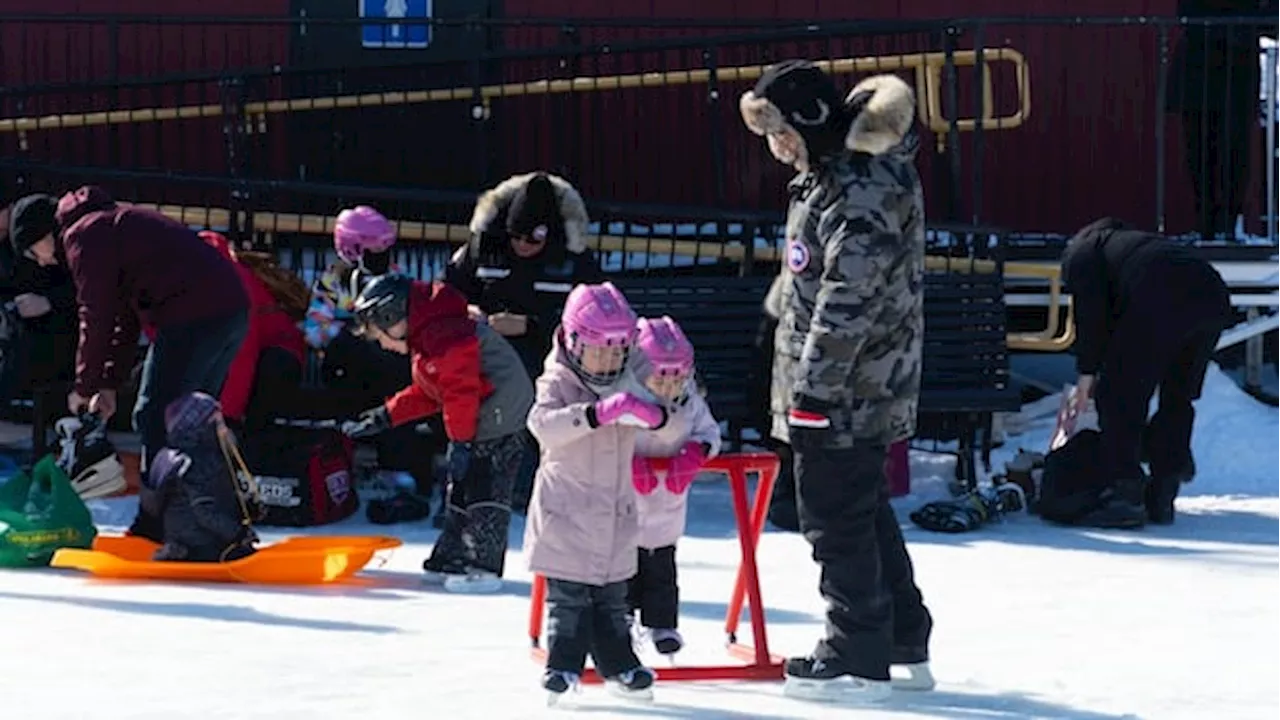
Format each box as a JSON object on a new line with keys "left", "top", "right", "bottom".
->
{"left": 218, "top": 75, "right": 251, "bottom": 246}
{"left": 1155, "top": 22, "right": 1170, "bottom": 234}
{"left": 970, "top": 22, "right": 986, "bottom": 227}
{"left": 470, "top": 17, "right": 491, "bottom": 191}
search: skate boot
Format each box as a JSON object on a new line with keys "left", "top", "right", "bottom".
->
{"left": 421, "top": 555, "right": 467, "bottom": 585}
{"left": 650, "top": 628, "right": 683, "bottom": 656}
{"left": 606, "top": 666, "right": 655, "bottom": 702}
{"left": 782, "top": 656, "right": 891, "bottom": 704}
{"left": 542, "top": 669, "right": 580, "bottom": 707}
{"left": 56, "top": 415, "right": 126, "bottom": 500}
{"left": 1078, "top": 477, "right": 1146, "bottom": 529}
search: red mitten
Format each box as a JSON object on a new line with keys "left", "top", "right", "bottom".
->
{"left": 632, "top": 456, "right": 659, "bottom": 495}
{"left": 664, "top": 442, "right": 707, "bottom": 494}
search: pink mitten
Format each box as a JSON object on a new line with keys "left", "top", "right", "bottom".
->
{"left": 632, "top": 456, "right": 659, "bottom": 495}
{"left": 594, "top": 392, "right": 666, "bottom": 429}
{"left": 664, "top": 441, "right": 707, "bottom": 494}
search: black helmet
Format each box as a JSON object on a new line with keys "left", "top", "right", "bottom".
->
{"left": 352, "top": 273, "right": 411, "bottom": 335}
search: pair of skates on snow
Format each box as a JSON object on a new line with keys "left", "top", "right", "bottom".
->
{"left": 539, "top": 612, "right": 678, "bottom": 707}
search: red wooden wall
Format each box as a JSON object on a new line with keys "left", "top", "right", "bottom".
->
{"left": 0, "top": 0, "right": 291, "bottom": 201}
{"left": 496, "top": 0, "right": 1269, "bottom": 236}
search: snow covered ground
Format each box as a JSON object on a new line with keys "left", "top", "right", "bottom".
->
{"left": 0, "top": 365, "right": 1275, "bottom": 720}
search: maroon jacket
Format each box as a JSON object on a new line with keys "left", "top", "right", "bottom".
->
{"left": 57, "top": 186, "right": 249, "bottom": 396}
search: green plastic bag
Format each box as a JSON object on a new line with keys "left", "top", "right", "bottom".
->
{"left": 0, "top": 455, "right": 98, "bottom": 567}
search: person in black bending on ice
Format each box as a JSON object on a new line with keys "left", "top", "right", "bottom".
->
{"left": 144, "top": 391, "right": 260, "bottom": 562}
{"left": 1060, "top": 217, "right": 1234, "bottom": 528}
{"left": 445, "top": 171, "right": 604, "bottom": 511}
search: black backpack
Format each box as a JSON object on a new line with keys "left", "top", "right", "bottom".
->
{"left": 1037, "top": 429, "right": 1110, "bottom": 525}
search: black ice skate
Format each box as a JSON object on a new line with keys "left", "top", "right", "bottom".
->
{"left": 55, "top": 414, "right": 126, "bottom": 500}
{"left": 542, "top": 669, "right": 580, "bottom": 707}
{"left": 605, "top": 666, "right": 655, "bottom": 702}
{"left": 650, "top": 628, "right": 683, "bottom": 656}
{"left": 782, "top": 656, "right": 891, "bottom": 704}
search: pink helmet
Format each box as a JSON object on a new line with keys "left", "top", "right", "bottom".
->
{"left": 334, "top": 206, "right": 396, "bottom": 263}
{"left": 636, "top": 316, "right": 695, "bottom": 378}
{"left": 561, "top": 282, "right": 637, "bottom": 384}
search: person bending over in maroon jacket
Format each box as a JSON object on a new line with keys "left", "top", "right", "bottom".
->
{"left": 21, "top": 186, "right": 250, "bottom": 541}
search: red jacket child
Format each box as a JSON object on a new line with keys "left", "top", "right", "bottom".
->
{"left": 344, "top": 277, "right": 532, "bottom": 444}
{"left": 197, "top": 232, "right": 307, "bottom": 422}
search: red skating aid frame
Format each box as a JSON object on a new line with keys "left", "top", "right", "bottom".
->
{"left": 527, "top": 451, "right": 786, "bottom": 683}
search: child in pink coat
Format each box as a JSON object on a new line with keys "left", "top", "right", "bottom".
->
{"left": 524, "top": 282, "right": 667, "bottom": 704}
{"left": 628, "top": 316, "right": 721, "bottom": 657}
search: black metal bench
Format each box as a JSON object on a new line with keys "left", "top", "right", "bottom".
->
{"left": 616, "top": 264, "right": 1021, "bottom": 487}
{"left": 918, "top": 269, "right": 1022, "bottom": 488}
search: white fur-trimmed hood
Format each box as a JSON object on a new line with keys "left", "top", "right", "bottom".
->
{"left": 843, "top": 74, "right": 916, "bottom": 156}
{"left": 468, "top": 172, "right": 589, "bottom": 253}
{"left": 738, "top": 72, "right": 916, "bottom": 157}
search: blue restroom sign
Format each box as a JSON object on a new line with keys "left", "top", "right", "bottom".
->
{"left": 360, "top": 0, "right": 432, "bottom": 49}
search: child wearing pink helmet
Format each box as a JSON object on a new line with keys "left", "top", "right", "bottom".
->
{"left": 302, "top": 206, "right": 399, "bottom": 348}
{"left": 627, "top": 316, "right": 721, "bottom": 657}
{"left": 524, "top": 281, "right": 666, "bottom": 704}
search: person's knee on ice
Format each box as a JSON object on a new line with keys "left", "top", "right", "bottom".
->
{"left": 626, "top": 316, "right": 721, "bottom": 652}
{"left": 741, "top": 62, "right": 932, "bottom": 696}
{"left": 1059, "top": 217, "right": 1232, "bottom": 528}
{"left": 343, "top": 274, "right": 533, "bottom": 590}
{"left": 524, "top": 283, "right": 663, "bottom": 696}
{"left": 145, "top": 392, "right": 261, "bottom": 563}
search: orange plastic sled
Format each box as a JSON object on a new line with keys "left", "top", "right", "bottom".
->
{"left": 50, "top": 534, "right": 403, "bottom": 585}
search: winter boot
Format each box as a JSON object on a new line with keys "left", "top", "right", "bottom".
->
{"left": 782, "top": 656, "right": 891, "bottom": 703}
{"left": 1079, "top": 477, "right": 1147, "bottom": 529}
{"left": 1146, "top": 460, "right": 1194, "bottom": 525}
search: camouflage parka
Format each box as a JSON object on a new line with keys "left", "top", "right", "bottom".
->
{"left": 769, "top": 79, "right": 925, "bottom": 449}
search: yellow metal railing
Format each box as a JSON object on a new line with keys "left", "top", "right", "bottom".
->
{"left": 0, "top": 48, "right": 1030, "bottom": 144}
{"left": 132, "top": 202, "right": 1070, "bottom": 352}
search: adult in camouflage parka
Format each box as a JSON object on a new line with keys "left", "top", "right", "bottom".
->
{"left": 740, "top": 60, "right": 932, "bottom": 700}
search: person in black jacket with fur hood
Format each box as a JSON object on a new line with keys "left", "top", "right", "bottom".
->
{"left": 445, "top": 172, "right": 604, "bottom": 509}
{"left": 1060, "top": 218, "right": 1233, "bottom": 528}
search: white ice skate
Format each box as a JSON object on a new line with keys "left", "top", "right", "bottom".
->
{"left": 443, "top": 569, "right": 502, "bottom": 594}
{"left": 783, "top": 674, "right": 892, "bottom": 704}
{"left": 890, "top": 661, "right": 936, "bottom": 691}
{"left": 782, "top": 658, "right": 892, "bottom": 704}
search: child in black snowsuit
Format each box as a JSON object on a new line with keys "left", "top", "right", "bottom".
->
{"left": 142, "top": 391, "right": 260, "bottom": 562}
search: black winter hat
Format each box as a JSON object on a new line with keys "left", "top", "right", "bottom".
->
{"left": 505, "top": 172, "right": 562, "bottom": 243}
{"left": 8, "top": 193, "right": 58, "bottom": 255}
{"left": 739, "top": 60, "right": 851, "bottom": 163}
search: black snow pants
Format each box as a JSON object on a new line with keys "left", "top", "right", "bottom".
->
{"left": 545, "top": 578, "right": 644, "bottom": 678}
{"left": 628, "top": 544, "right": 679, "bottom": 630}
{"left": 425, "top": 431, "right": 527, "bottom": 576}
{"left": 1095, "top": 259, "right": 1232, "bottom": 486}
{"left": 794, "top": 440, "right": 932, "bottom": 680}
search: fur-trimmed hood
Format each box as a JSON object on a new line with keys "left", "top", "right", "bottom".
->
{"left": 739, "top": 72, "right": 916, "bottom": 159}
{"left": 467, "top": 172, "right": 589, "bottom": 254}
